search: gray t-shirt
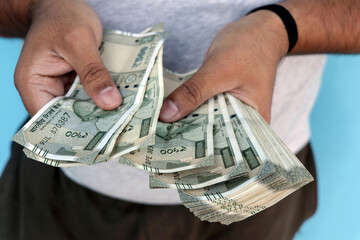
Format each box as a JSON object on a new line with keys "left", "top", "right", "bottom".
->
{"left": 62, "top": 0, "right": 326, "bottom": 204}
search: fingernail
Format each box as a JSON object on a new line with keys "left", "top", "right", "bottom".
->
{"left": 99, "top": 86, "right": 121, "bottom": 106}
{"left": 160, "top": 99, "right": 179, "bottom": 121}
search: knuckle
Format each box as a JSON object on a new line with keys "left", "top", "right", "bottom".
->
{"left": 80, "top": 62, "right": 108, "bottom": 86}
{"left": 178, "top": 81, "right": 203, "bottom": 107}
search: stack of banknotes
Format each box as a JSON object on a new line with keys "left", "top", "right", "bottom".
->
{"left": 12, "top": 24, "right": 313, "bottom": 225}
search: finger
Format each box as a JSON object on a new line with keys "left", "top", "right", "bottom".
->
{"left": 159, "top": 65, "right": 227, "bottom": 122}
{"left": 61, "top": 30, "right": 122, "bottom": 110}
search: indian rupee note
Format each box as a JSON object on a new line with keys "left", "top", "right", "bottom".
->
{"left": 181, "top": 95, "right": 313, "bottom": 224}
{"left": 23, "top": 148, "right": 84, "bottom": 167}
{"left": 13, "top": 30, "right": 166, "bottom": 164}
{"left": 149, "top": 94, "right": 250, "bottom": 189}
{"left": 109, "top": 47, "right": 164, "bottom": 159}
{"left": 119, "top": 98, "right": 215, "bottom": 173}
{"left": 22, "top": 48, "right": 164, "bottom": 167}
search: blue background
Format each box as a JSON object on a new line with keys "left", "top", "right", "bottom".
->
{"left": 1, "top": 37, "right": 360, "bottom": 239}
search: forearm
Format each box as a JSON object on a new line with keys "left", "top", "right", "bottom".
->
{"left": 0, "top": 0, "right": 37, "bottom": 37}
{"left": 280, "top": 0, "right": 360, "bottom": 53}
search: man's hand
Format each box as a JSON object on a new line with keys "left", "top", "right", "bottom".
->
{"left": 159, "top": 11, "right": 288, "bottom": 123}
{"left": 14, "top": 0, "right": 122, "bottom": 116}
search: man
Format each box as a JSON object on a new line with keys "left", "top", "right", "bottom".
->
{"left": 0, "top": 0, "right": 359, "bottom": 239}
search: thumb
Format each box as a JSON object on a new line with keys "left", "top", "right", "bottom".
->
{"left": 159, "top": 68, "right": 222, "bottom": 122}
{"left": 62, "top": 33, "right": 122, "bottom": 110}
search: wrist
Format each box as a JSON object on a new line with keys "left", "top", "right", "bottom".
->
{"left": 239, "top": 10, "right": 289, "bottom": 62}
{"left": 248, "top": 4, "right": 298, "bottom": 53}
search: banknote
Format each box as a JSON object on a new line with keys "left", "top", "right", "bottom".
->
{"left": 74, "top": 30, "right": 168, "bottom": 163}
{"left": 108, "top": 24, "right": 166, "bottom": 158}
{"left": 149, "top": 94, "right": 250, "bottom": 189}
{"left": 20, "top": 55, "right": 189, "bottom": 167}
{"left": 237, "top": 98, "right": 313, "bottom": 188}
{"left": 139, "top": 22, "right": 165, "bottom": 34}
{"left": 109, "top": 48, "right": 164, "bottom": 159}
{"left": 112, "top": 65, "right": 199, "bottom": 162}
{"left": 13, "top": 30, "right": 166, "bottom": 164}
{"left": 22, "top": 48, "right": 164, "bottom": 167}
{"left": 178, "top": 95, "right": 272, "bottom": 200}
{"left": 23, "top": 148, "right": 84, "bottom": 167}
{"left": 223, "top": 94, "right": 263, "bottom": 179}
{"left": 178, "top": 94, "right": 313, "bottom": 224}
{"left": 20, "top": 26, "right": 166, "bottom": 166}
{"left": 120, "top": 97, "right": 215, "bottom": 173}
{"left": 112, "top": 50, "right": 195, "bottom": 161}
{"left": 177, "top": 94, "right": 275, "bottom": 218}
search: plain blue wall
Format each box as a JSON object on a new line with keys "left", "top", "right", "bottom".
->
{"left": 0, "top": 38, "right": 27, "bottom": 172}
{"left": 295, "top": 55, "right": 360, "bottom": 240}
{"left": 1, "top": 37, "right": 360, "bottom": 239}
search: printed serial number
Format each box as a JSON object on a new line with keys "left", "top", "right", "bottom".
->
{"left": 50, "top": 112, "right": 70, "bottom": 135}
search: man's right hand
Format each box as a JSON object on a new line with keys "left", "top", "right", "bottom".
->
{"left": 14, "top": 0, "right": 122, "bottom": 116}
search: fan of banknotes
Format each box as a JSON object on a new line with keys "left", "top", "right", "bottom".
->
{"left": 12, "top": 24, "right": 313, "bottom": 225}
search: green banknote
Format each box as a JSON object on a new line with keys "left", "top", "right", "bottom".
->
{"left": 103, "top": 24, "right": 167, "bottom": 160}
{"left": 120, "top": 98, "right": 215, "bottom": 173}
{"left": 22, "top": 48, "right": 164, "bottom": 167}
{"left": 109, "top": 47, "right": 164, "bottom": 159}
{"left": 178, "top": 94, "right": 313, "bottom": 225}
{"left": 149, "top": 94, "right": 250, "bottom": 189}
{"left": 13, "top": 30, "right": 166, "bottom": 164}
{"left": 23, "top": 148, "right": 83, "bottom": 167}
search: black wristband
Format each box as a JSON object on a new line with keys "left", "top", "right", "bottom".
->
{"left": 248, "top": 4, "right": 298, "bottom": 53}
